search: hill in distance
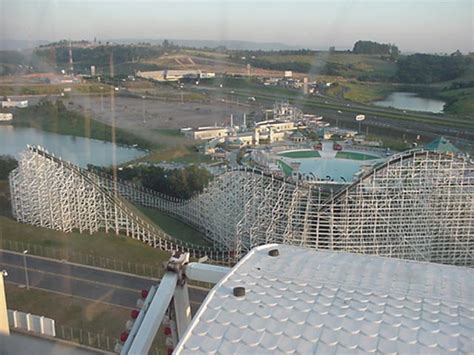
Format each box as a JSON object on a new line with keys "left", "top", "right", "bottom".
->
{"left": 111, "top": 38, "right": 305, "bottom": 51}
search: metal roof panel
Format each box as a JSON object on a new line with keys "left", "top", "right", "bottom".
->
{"left": 175, "top": 244, "right": 474, "bottom": 354}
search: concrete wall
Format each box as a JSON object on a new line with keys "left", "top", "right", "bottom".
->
{"left": 8, "top": 310, "right": 55, "bottom": 337}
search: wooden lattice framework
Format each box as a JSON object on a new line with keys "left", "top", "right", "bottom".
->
{"left": 10, "top": 146, "right": 473, "bottom": 266}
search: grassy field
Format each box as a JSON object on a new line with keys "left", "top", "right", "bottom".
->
{"left": 438, "top": 87, "right": 474, "bottom": 118}
{"left": 0, "top": 216, "right": 170, "bottom": 266}
{"left": 5, "top": 270, "right": 165, "bottom": 353}
{"left": 136, "top": 206, "right": 211, "bottom": 246}
{"left": 5, "top": 284, "right": 130, "bottom": 337}
{"left": 279, "top": 150, "right": 321, "bottom": 158}
{"left": 127, "top": 88, "right": 209, "bottom": 103}
{"left": 256, "top": 52, "right": 397, "bottom": 79}
{"left": 0, "top": 83, "right": 109, "bottom": 96}
{"left": 153, "top": 128, "right": 182, "bottom": 137}
{"left": 131, "top": 145, "right": 214, "bottom": 164}
{"left": 327, "top": 81, "right": 395, "bottom": 103}
{"left": 336, "top": 151, "right": 380, "bottom": 160}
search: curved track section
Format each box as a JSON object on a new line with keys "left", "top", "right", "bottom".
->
{"left": 316, "top": 150, "right": 474, "bottom": 266}
{"left": 9, "top": 146, "right": 230, "bottom": 261}
{"left": 9, "top": 146, "right": 474, "bottom": 266}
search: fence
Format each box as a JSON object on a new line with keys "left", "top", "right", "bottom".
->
{"left": 8, "top": 310, "right": 55, "bottom": 337}
{"left": 0, "top": 238, "right": 214, "bottom": 289}
{"left": 56, "top": 324, "right": 162, "bottom": 354}
{"left": 0, "top": 239, "right": 164, "bottom": 279}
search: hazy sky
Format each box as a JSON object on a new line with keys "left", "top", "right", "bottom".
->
{"left": 1, "top": 0, "right": 473, "bottom": 53}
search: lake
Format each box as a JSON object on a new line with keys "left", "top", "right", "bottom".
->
{"left": 373, "top": 92, "right": 445, "bottom": 113}
{"left": 0, "top": 125, "right": 147, "bottom": 167}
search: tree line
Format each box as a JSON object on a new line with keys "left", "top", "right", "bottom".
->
{"left": 352, "top": 40, "right": 400, "bottom": 58}
{"left": 34, "top": 44, "right": 167, "bottom": 75}
{"left": 91, "top": 164, "right": 212, "bottom": 200}
{"left": 395, "top": 53, "right": 472, "bottom": 84}
{"left": 0, "top": 156, "right": 17, "bottom": 180}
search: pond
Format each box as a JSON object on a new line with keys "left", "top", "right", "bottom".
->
{"left": 0, "top": 125, "right": 147, "bottom": 167}
{"left": 373, "top": 92, "right": 445, "bottom": 113}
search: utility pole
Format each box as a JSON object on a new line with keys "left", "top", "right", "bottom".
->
{"left": 23, "top": 250, "right": 29, "bottom": 290}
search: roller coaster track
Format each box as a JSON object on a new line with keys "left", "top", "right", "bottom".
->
{"left": 9, "top": 146, "right": 474, "bottom": 266}
{"left": 9, "top": 146, "right": 231, "bottom": 262}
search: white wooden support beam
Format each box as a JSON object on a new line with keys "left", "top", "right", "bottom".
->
{"left": 127, "top": 272, "right": 178, "bottom": 355}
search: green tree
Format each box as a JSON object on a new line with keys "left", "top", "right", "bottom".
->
{"left": 0, "top": 156, "right": 18, "bottom": 179}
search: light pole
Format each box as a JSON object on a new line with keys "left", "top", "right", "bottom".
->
{"left": 100, "top": 86, "right": 104, "bottom": 112}
{"left": 23, "top": 250, "right": 29, "bottom": 290}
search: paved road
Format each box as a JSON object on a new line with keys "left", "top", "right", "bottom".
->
{"left": 0, "top": 250, "right": 208, "bottom": 312}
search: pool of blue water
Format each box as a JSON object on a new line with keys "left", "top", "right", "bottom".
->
{"left": 280, "top": 157, "right": 381, "bottom": 182}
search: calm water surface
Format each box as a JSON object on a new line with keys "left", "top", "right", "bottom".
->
{"left": 373, "top": 92, "right": 445, "bottom": 113}
{"left": 0, "top": 125, "right": 146, "bottom": 167}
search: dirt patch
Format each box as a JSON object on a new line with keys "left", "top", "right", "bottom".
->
{"left": 64, "top": 94, "right": 251, "bottom": 146}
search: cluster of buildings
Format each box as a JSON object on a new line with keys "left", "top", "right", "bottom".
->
{"left": 0, "top": 99, "right": 28, "bottom": 122}
{"left": 1, "top": 99, "right": 28, "bottom": 109}
{"left": 136, "top": 69, "right": 215, "bottom": 82}
{"left": 181, "top": 118, "right": 301, "bottom": 155}
{"left": 179, "top": 102, "right": 341, "bottom": 157}
{"left": 262, "top": 71, "right": 309, "bottom": 92}
{"left": 0, "top": 113, "right": 13, "bottom": 122}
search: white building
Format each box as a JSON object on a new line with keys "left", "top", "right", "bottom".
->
{"left": 1, "top": 100, "right": 28, "bottom": 109}
{"left": 137, "top": 70, "right": 166, "bottom": 81}
{"left": 255, "top": 120, "right": 296, "bottom": 134}
{"left": 184, "top": 126, "right": 229, "bottom": 140}
{"left": 0, "top": 113, "right": 13, "bottom": 121}
{"left": 200, "top": 72, "right": 216, "bottom": 79}
{"left": 137, "top": 70, "right": 215, "bottom": 82}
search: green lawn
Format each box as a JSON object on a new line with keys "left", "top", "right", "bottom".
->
{"left": 0, "top": 83, "right": 109, "bottom": 96}
{"left": 256, "top": 52, "right": 397, "bottom": 79}
{"left": 135, "top": 205, "right": 211, "bottom": 247}
{"left": 5, "top": 284, "right": 130, "bottom": 337}
{"left": 439, "top": 87, "right": 474, "bottom": 119}
{"left": 131, "top": 145, "right": 213, "bottom": 164}
{"left": 153, "top": 128, "right": 182, "bottom": 137}
{"left": 279, "top": 150, "right": 321, "bottom": 158}
{"left": 336, "top": 151, "right": 380, "bottom": 160}
{"left": 327, "top": 81, "right": 395, "bottom": 103}
{"left": 5, "top": 284, "right": 165, "bottom": 353}
{"left": 0, "top": 216, "right": 170, "bottom": 268}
